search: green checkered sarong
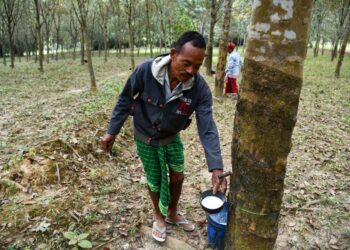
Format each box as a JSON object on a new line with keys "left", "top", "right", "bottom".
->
{"left": 135, "top": 135, "right": 184, "bottom": 216}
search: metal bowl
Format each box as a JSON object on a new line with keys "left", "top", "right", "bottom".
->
{"left": 200, "top": 189, "right": 226, "bottom": 214}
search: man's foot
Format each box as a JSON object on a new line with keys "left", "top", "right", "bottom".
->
{"left": 152, "top": 221, "right": 166, "bottom": 242}
{"left": 165, "top": 214, "right": 195, "bottom": 232}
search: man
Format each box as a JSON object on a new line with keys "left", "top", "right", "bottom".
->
{"left": 225, "top": 42, "right": 243, "bottom": 98}
{"left": 101, "top": 31, "right": 227, "bottom": 242}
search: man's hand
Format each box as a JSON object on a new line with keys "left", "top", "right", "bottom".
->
{"left": 212, "top": 169, "right": 227, "bottom": 194}
{"left": 100, "top": 133, "right": 116, "bottom": 153}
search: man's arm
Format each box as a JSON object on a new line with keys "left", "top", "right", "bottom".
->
{"left": 195, "top": 83, "right": 227, "bottom": 193}
{"left": 101, "top": 67, "right": 143, "bottom": 152}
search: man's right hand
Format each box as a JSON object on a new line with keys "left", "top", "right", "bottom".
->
{"left": 100, "top": 133, "right": 116, "bottom": 153}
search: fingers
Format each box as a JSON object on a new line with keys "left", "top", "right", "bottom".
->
{"left": 212, "top": 182, "right": 219, "bottom": 195}
{"left": 100, "top": 140, "right": 110, "bottom": 151}
{"left": 100, "top": 134, "right": 116, "bottom": 153}
{"left": 220, "top": 177, "right": 227, "bottom": 194}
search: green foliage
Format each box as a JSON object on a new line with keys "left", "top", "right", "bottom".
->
{"left": 63, "top": 231, "right": 92, "bottom": 249}
{"left": 173, "top": 12, "right": 196, "bottom": 39}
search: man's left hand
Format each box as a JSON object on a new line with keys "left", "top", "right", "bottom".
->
{"left": 212, "top": 169, "right": 227, "bottom": 194}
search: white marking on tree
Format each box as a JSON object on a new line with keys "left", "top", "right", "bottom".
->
{"left": 248, "top": 29, "right": 261, "bottom": 39}
{"left": 254, "top": 56, "right": 266, "bottom": 62}
{"left": 252, "top": 0, "right": 262, "bottom": 9}
{"left": 284, "top": 30, "right": 296, "bottom": 39}
{"left": 271, "top": 30, "right": 282, "bottom": 36}
{"left": 286, "top": 56, "right": 303, "bottom": 62}
{"left": 255, "top": 23, "right": 271, "bottom": 33}
{"left": 273, "top": 0, "right": 294, "bottom": 19}
{"left": 270, "top": 13, "right": 280, "bottom": 22}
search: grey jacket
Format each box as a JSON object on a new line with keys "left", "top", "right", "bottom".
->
{"left": 108, "top": 55, "right": 223, "bottom": 171}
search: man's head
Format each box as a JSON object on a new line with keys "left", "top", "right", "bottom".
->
{"left": 169, "top": 31, "right": 206, "bottom": 83}
{"left": 227, "top": 42, "right": 236, "bottom": 53}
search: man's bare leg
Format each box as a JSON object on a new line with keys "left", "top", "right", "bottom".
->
{"left": 166, "top": 170, "right": 195, "bottom": 231}
{"left": 148, "top": 188, "right": 165, "bottom": 227}
{"left": 167, "top": 169, "right": 184, "bottom": 220}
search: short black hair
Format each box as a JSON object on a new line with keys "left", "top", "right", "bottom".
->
{"left": 174, "top": 31, "right": 206, "bottom": 51}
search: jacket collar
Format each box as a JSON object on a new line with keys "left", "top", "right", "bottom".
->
{"left": 151, "top": 54, "right": 195, "bottom": 91}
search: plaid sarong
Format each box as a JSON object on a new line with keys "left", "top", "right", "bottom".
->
{"left": 135, "top": 135, "right": 184, "bottom": 216}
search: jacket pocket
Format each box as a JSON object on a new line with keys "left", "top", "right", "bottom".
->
{"left": 140, "top": 92, "right": 159, "bottom": 106}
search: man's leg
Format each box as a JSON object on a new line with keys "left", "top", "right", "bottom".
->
{"left": 135, "top": 139, "right": 167, "bottom": 241}
{"left": 148, "top": 188, "right": 166, "bottom": 228}
{"left": 167, "top": 169, "right": 184, "bottom": 219}
{"left": 166, "top": 169, "right": 195, "bottom": 231}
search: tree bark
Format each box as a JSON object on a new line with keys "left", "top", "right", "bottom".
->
{"left": 7, "top": 30, "right": 15, "bottom": 68}
{"left": 335, "top": 20, "right": 349, "bottom": 78}
{"left": 3, "top": 0, "right": 22, "bottom": 68}
{"left": 331, "top": 0, "right": 350, "bottom": 61}
{"left": 321, "top": 37, "right": 325, "bottom": 55}
{"left": 74, "top": 0, "right": 97, "bottom": 91}
{"left": 84, "top": 29, "right": 97, "bottom": 91}
{"left": 331, "top": 38, "right": 339, "bottom": 61}
{"left": 53, "top": 9, "right": 62, "bottom": 61}
{"left": 145, "top": 0, "right": 153, "bottom": 57}
{"left": 154, "top": 0, "right": 166, "bottom": 52}
{"left": 214, "top": 0, "right": 233, "bottom": 97}
{"left": 80, "top": 27, "right": 85, "bottom": 65}
{"left": 125, "top": 0, "right": 135, "bottom": 70}
{"left": 0, "top": 19, "right": 6, "bottom": 66}
{"left": 205, "top": 0, "right": 218, "bottom": 75}
{"left": 313, "top": 13, "right": 322, "bottom": 57}
{"left": 41, "top": 1, "right": 54, "bottom": 64}
{"left": 34, "top": 0, "right": 44, "bottom": 72}
{"left": 226, "top": 1, "right": 313, "bottom": 249}
{"left": 98, "top": 1, "right": 109, "bottom": 62}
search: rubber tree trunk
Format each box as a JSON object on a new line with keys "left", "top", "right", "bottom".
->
{"left": 225, "top": 1, "right": 313, "bottom": 249}
{"left": 1, "top": 27, "right": 6, "bottom": 66}
{"left": 80, "top": 28, "right": 85, "bottom": 65}
{"left": 205, "top": 0, "right": 217, "bottom": 76}
{"left": 34, "top": 0, "right": 44, "bottom": 73}
{"left": 8, "top": 32, "right": 15, "bottom": 68}
{"left": 45, "top": 34, "right": 50, "bottom": 63}
{"left": 313, "top": 13, "right": 322, "bottom": 57}
{"left": 214, "top": 0, "right": 233, "bottom": 97}
{"left": 335, "top": 19, "right": 350, "bottom": 78}
{"left": 126, "top": 0, "right": 135, "bottom": 70}
{"left": 321, "top": 37, "right": 325, "bottom": 55}
{"left": 84, "top": 28, "right": 97, "bottom": 91}
{"left": 331, "top": 38, "right": 339, "bottom": 61}
{"left": 104, "top": 31, "right": 108, "bottom": 62}
{"left": 146, "top": 0, "right": 153, "bottom": 57}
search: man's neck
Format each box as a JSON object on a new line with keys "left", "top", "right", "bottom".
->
{"left": 168, "top": 64, "right": 180, "bottom": 91}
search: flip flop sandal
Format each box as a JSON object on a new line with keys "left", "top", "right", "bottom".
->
{"left": 152, "top": 221, "right": 166, "bottom": 242}
{"left": 165, "top": 216, "right": 195, "bottom": 232}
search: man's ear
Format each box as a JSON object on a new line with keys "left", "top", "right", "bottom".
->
{"left": 170, "top": 48, "right": 177, "bottom": 59}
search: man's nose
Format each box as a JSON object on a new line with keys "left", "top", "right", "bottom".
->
{"left": 186, "top": 66, "right": 196, "bottom": 75}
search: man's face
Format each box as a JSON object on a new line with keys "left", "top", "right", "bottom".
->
{"left": 170, "top": 42, "right": 206, "bottom": 82}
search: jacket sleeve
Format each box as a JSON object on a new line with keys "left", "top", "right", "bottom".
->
{"left": 107, "top": 67, "right": 144, "bottom": 135}
{"left": 195, "top": 83, "right": 224, "bottom": 172}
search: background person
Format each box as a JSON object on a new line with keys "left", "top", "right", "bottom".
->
{"left": 225, "top": 42, "right": 243, "bottom": 98}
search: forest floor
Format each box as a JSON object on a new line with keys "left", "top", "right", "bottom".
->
{"left": 0, "top": 51, "right": 349, "bottom": 250}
